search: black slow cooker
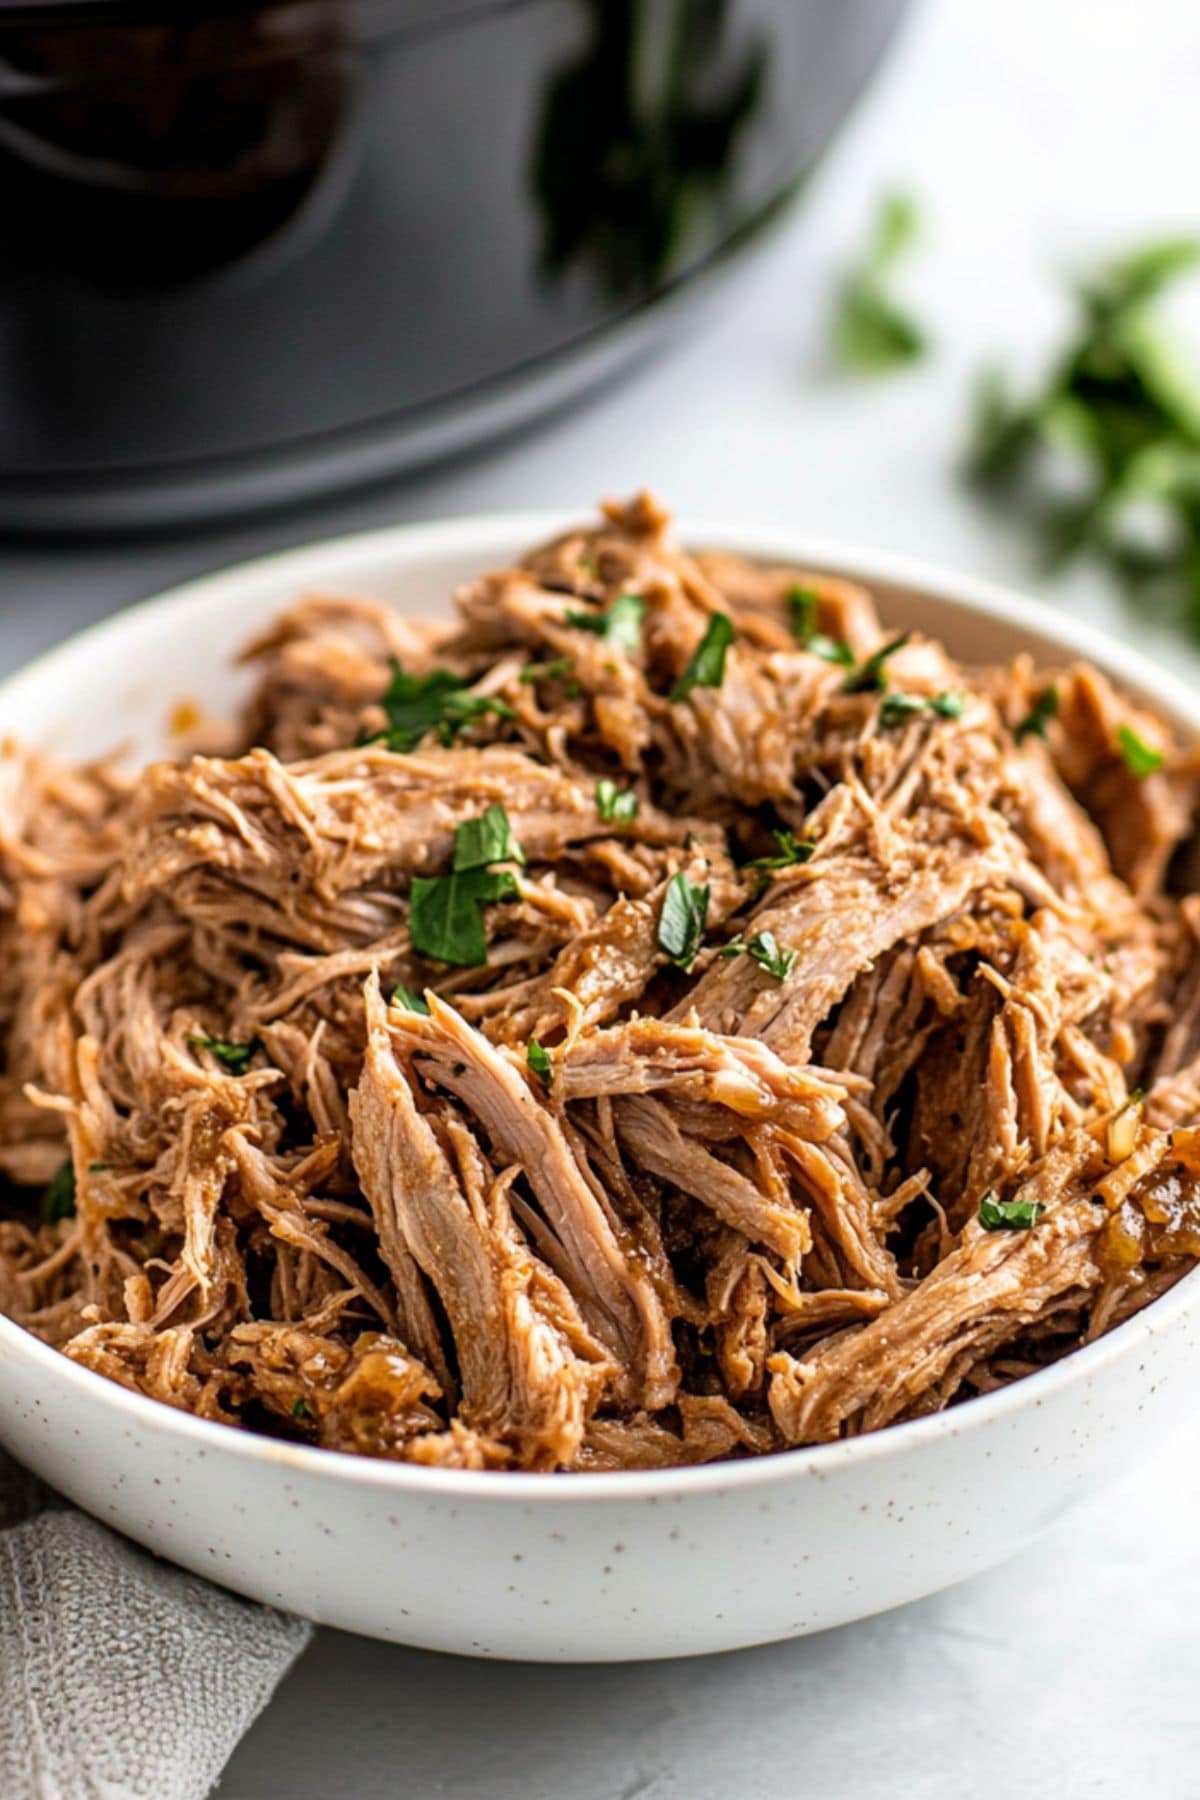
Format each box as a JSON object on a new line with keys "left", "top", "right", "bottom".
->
{"left": 0, "top": 0, "right": 910, "bottom": 530}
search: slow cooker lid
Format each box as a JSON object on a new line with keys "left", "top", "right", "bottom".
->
{"left": 0, "top": 0, "right": 510, "bottom": 28}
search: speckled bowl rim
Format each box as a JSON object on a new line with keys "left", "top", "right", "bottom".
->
{"left": 2, "top": 508, "right": 1198, "bottom": 1505}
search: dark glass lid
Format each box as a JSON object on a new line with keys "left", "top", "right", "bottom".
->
{"left": 0, "top": 0, "right": 513, "bottom": 28}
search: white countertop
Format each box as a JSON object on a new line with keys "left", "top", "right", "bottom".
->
{"left": 7, "top": 2, "right": 1200, "bottom": 1792}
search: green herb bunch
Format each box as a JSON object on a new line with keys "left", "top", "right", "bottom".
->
{"left": 831, "top": 193, "right": 928, "bottom": 376}
{"left": 968, "top": 237, "right": 1200, "bottom": 634}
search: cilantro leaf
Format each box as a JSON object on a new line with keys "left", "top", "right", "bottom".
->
{"left": 392, "top": 986, "right": 430, "bottom": 1015}
{"left": 453, "top": 803, "right": 526, "bottom": 871}
{"left": 410, "top": 808, "right": 527, "bottom": 965}
{"left": 978, "top": 1190, "right": 1044, "bottom": 1231}
{"left": 787, "top": 585, "right": 854, "bottom": 664}
{"left": 787, "top": 585, "right": 819, "bottom": 641}
{"left": 718, "top": 929, "right": 797, "bottom": 981}
{"left": 671, "top": 613, "right": 735, "bottom": 701}
{"left": 520, "top": 657, "right": 574, "bottom": 684}
{"left": 41, "top": 1159, "right": 76, "bottom": 1224}
{"left": 372, "top": 660, "right": 514, "bottom": 753}
{"left": 831, "top": 193, "right": 928, "bottom": 376}
{"left": 841, "top": 633, "right": 911, "bottom": 693}
{"left": 878, "top": 689, "right": 964, "bottom": 728}
{"left": 877, "top": 691, "right": 927, "bottom": 728}
{"left": 834, "top": 287, "right": 926, "bottom": 374}
{"left": 745, "top": 829, "right": 815, "bottom": 873}
{"left": 1014, "top": 685, "right": 1059, "bottom": 742}
{"left": 409, "top": 868, "right": 519, "bottom": 966}
{"left": 595, "top": 778, "right": 639, "bottom": 824}
{"left": 527, "top": 1040, "right": 552, "bottom": 1083}
{"left": 188, "top": 1035, "right": 258, "bottom": 1076}
{"left": 565, "top": 592, "right": 645, "bottom": 651}
{"left": 657, "top": 873, "right": 710, "bottom": 969}
{"left": 1116, "top": 723, "right": 1165, "bottom": 776}
{"left": 808, "top": 634, "right": 856, "bottom": 666}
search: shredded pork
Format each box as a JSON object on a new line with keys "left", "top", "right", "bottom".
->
{"left": 3, "top": 495, "right": 1200, "bottom": 1470}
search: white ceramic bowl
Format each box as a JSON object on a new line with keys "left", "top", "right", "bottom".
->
{"left": 2, "top": 515, "right": 1199, "bottom": 1662}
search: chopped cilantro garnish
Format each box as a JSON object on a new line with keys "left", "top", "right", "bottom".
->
{"left": 787, "top": 585, "right": 819, "bottom": 641}
{"left": 595, "top": 778, "right": 639, "bottom": 824}
{"left": 42, "top": 1159, "right": 75, "bottom": 1224}
{"left": 657, "top": 873, "right": 710, "bottom": 969}
{"left": 878, "top": 689, "right": 964, "bottom": 728}
{"left": 671, "top": 613, "right": 735, "bottom": 701}
{"left": 878, "top": 691, "right": 927, "bottom": 728}
{"left": 453, "top": 803, "right": 526, "bottom": 872}
{"left": 787, "top": 585, "right": 855, "bottom": 665}
{"left": 527, "top": 1040, "right": 552, "bottom": 1083}
{"left": 831, "top": 192, "right": 928, "bottom": 375}
{"left": 520, "top": 657, "right": 574, "bottom": 684}
{"left": 718, "top": 929, "right": 797, "bottom": 981}
{"left": 293, "top": 1399, "right": 311, "bottom": 1420}
{"left": 841, "top": 632, "right": 910, "bottom": 694}
{"left": 978, "top": 1190, "right": 1044, "bottom": 1231}
{"left": 745, "top": 829, "right": 815, "bottom": 873}
{"left": 188, "top": 1035, "right": 258, "bottom": 1076}
{"left": 410, "top": 808, "right": 525, "bottom": 966}
{"left": 565, "top": 592, "right": 645, "bottom": 651}
{"left": 809, "top": 634, "right": 856, "bottom": 667}
{"left": 1116, "top": 723, "right": 1165, "bottom": 777}
{"left": 1014, "top": 685, "right": 1059, "bottom": 742}
{"left": 372, "top": 660, "right": 514, "bottom": 753}
{"left": 410, "top": 869, "right": 519, "bottom": 966}
{"left": 392, "top": 986, "right": 430, "bottom": 1015}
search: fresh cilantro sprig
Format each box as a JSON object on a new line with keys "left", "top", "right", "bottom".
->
{"left": 1014, "top": 685, "right": 1059, "bottom": 742}
{"left": 1116, "top": 723, "right": 1165, "bottom": 777}
{"left": 392, "top": 986, "right": 430, "bottom": 1015}
{"left": 787, "top": 585, "right": 854, "bottom": 665}
{"left": 671, "top": 613, "right": 735, "bottom": 701}
{"left": 878, "top": 690, "right": 964, "bottom": 728}
{"left": 595, "top": 778, "right": 639, "bottom": 824}
{"left": 409, "top": 805, "right": 524, "bottom": 967}
{"left": 978, "top": 1190, "right": 1044, "bottom": 1231}
{"left": 565, "top": 592, "right": 645, "bottom": 651}
{"left": 188, "top": 1035, "right": 259, "bottom": 1076}
{"left": 831, "top": 193, "right": 928, "bottom": 376}
{"left": 718, "top": 929, "right": 797, "bottom": 981}
{"left": 657, "top": 873, "right": 710, "bottom": 969}
{"left": 453, "top": 802, "right": 526, "bottom": 871}
{"left": 370, "top": 660, "right": 514, "bottom": 753}
{"left": 744, "top": 829, "right": 815, "bottom": 873}
{"left": 967, "top": 236, "right": 1200, "bottom": 636}
{"left": 841, "top": 633, "right": 911, "bottom": 694}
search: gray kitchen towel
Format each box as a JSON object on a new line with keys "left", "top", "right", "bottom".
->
{"left": 0, "top": 1449, "right": 311, "bottom": 1800}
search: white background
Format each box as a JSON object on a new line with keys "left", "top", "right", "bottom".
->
{"left": 6, "top": 2, "right": 1200, "bottom": 1793}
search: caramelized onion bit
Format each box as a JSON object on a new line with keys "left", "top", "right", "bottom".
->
{"left": 1106, "top": 1093, "right": 1143, "bottom": 1165}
